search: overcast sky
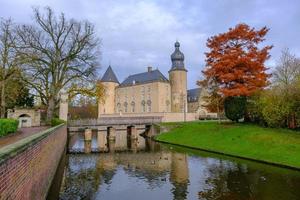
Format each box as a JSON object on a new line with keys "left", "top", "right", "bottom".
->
{"left": 0, "top": 0, "right": 299, "bottom": 88}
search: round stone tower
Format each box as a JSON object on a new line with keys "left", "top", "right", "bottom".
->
{"left": 98, "top": 65, "right": 119, "bottom": 117}
{"left": 169, "top": 41, "right": 187, "bottom": 113}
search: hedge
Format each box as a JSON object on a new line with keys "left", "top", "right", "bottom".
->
{"left": 51, "top": 118, "right": 66, "bottom": 127}
{"left": 0, "top": 119, "right": 19, "bottom": 137}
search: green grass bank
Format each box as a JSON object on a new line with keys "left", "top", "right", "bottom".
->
{"left": 155, "top": 121, "right": 300, "bottom": 169}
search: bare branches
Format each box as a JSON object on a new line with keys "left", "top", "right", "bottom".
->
{"left": 273, "top": 48, "right": 300, "bottom": 86}
{"left": 15, "top": 7, "right": 101, "bottom": 120}
{"left": 0, "top": 18, "right": 20, "bottom": 117}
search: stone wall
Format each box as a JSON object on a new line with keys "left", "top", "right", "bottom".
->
{"left": 99, "top": 112, "right": 198, "bottom": 122}
{"left": 0, "top": 124, "right": 67, "bottom": 200}
{"left": 7, "top": 108, "right": 41, "bottom": 127}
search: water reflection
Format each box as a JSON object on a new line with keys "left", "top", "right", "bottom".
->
{"left": 58, "top": 131, "right": 300, "bottom": 200}
{"left": 68, "top": 128, "right": 147, "bottom": 153}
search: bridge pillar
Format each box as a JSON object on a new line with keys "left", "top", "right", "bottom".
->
{"left": 97, "top": 130, "right": 108, "bottom": 152}
{"left": 131, "top": 139, "right": 138, "bottom": 153}
{"left": 130, "top": 126, "right": 138, "bottom": 140}
{"left": 144, "top": 125, "right": 156, "bottom": 138}
{"left": 84, "top": 140, "right": 92, "bottom": 153}
{"left": 108, "top": 127, "right": 116, "bottom": 141}
{"left": 84, "top": 128, "right": 92, "bottom": 141}
{"left": 84, "top": 128, "right": 92, "bottom": 153}
{"left": 109, "top": 140, "right": 116, "bottom": 153}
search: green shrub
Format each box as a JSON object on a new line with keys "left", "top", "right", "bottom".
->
{"left": 0, "top": 119, "right": 19, "bottom": 137}
{"left": 224, "top": 96, "right": 246, "bottom": 122}
{"left": 51, "top": 118, "right": 66, "bottom": 127}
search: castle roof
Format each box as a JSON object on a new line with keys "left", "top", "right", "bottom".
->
{"left": 170, "top": 41, "right": 187, "bottom": 72}
{"left": 120, "top": 69, "right": 169, "bottom": 87}
{"left": 187, "top": 88, "right": 202, "bottom": 102}
{"left": 101, "top": 65, "right": 119, "bottom": 83}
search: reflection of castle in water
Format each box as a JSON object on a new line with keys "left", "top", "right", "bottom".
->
{"left": 69, "top": 126, "right": 154, "bottom": 153}
{"left": 62, "top": 132, "right": 190, "bottom": 200}
{"left": 60, "top": 132, "right": 300, "bottom": 200}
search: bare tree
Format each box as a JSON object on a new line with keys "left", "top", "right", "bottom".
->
{"left": 272, "top": 48, "right": 300, "bottom": 128}
{"left": 16, "top": 7, "right": 101, "bottom": 121}
{"left": 273, "top": 48, "right": 300, "bottom": 86}
{"left": 0, "top": 18, "right": 19, "bottom": 117}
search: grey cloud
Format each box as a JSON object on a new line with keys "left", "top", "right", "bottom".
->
{"left": 0, "top": 0, "right": 299, "bottom": 88}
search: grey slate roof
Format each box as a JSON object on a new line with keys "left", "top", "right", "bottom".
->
{"left": 120, "top": 69, "right": 169, "bottom": 87}
{"left": 101, "top": 66, "right": 119, "bottom": 83}
{"left": 187, "top": 88, "right": 202, "bottom": 102}
{"left": 170, "top": 41, "right": 187, "bottom": 72}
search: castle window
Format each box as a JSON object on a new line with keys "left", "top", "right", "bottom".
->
{"left": 141, "top": 86, "right": 145, "bottom": 100}
{"left": 124, "top": 102, "right": 128, "bottom": 113}
{"left": 117, "top": 103, "right": 121, "bottom": 113}
{"left": 131, "top": 101, "right": 135, "bottom": 113}
{"left": 141, "top": 100, "right": 146, "bottom": 112}
{"left": 147, "top": 100, "right": 151, "bottom": 112}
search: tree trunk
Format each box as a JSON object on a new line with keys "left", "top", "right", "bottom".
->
{"left": 47, "top": 97, "right": 55, "bottom": 123}
{"left": 1, "top": 81, "right": 5, "bottom": 118}
{"left": 288, "top": 113, "right": 296, "bottom": 129}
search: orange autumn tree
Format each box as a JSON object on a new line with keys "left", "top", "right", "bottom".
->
{"left": 201, "top": 23, "right": 272, "bottom": 122}
{"left": 203, "top": 23, "right": 272, "bottom": 97}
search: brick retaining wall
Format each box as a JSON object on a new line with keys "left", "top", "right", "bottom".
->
{"left": 0, "top": 124, "right": 67, "bottom": 200}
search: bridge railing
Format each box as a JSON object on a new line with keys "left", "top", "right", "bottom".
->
{"left": 68, "top": 116, "right": 162, "bottom": 127}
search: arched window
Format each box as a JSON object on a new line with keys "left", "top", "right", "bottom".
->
{"left": 117, "top": 103, "right": 121, "bottom": 113}
{"left": 141, "top": 100, "right": 146, "bottom": 112}
{"left": 131, "top": 101, "right": 135, "bottom": 113}
{"left": 147, "top": 100, "right": 151, "bottom": 112}
{"left": 124, "top": 102, "right": 128, "bottom": 113}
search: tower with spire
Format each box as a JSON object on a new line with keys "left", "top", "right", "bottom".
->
{"left": 98, "top": 65, "right": 119, "bottom": 117}
{"left": 169, "top": 41, "right": 188, "bottom": 113}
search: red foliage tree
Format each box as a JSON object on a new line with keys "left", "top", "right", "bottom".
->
{"left": 202, "top": 23, "right": 273, "bottom": 97}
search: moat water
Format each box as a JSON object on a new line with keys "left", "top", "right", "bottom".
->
{"left": 49, "top": 129, "right": 300, "bottom": 200}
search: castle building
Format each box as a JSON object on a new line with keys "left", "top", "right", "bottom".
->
{"left": 98, "top": 41, "right": 208, "bottom": 117}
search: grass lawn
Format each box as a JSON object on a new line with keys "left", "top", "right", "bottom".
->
{"left": 155, "top": 121, "right": 300, "bottom": 169}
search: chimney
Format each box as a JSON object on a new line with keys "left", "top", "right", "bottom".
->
{"left": 147, "top": 66, "right": 152, "bottom": 72}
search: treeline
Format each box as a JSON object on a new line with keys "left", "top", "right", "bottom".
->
{"left": 201, "top": 24, "right": 300, "bottom": 129}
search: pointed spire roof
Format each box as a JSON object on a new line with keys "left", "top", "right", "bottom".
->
{"left": 101, "top": 65, "right": 119, "bottom": 83}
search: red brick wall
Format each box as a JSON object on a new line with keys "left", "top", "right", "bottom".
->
{"left": 0, "top": 125, "right": 67, "bottom": 200}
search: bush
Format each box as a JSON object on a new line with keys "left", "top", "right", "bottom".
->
{"left": 224, "top": 96, "right": 246, "bottom": 122}
{"left": 0, "top": 119, "right": 19, "bottom": 137}
{"left": 51, "top": 118, "right": 66, "bottom": 127}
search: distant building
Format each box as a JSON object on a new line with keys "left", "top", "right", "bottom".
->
{"left": 98, "top": 41, "right": 209, "bottom": 117}
{"left": 187, "top": 88, "right": 208, "bottom": 115}
{"left": 7, "top": 108, "right": 41, "bottom": 128}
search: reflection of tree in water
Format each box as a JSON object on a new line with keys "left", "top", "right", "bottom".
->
{"left": 198, "top": 159, "right": 300, "bottom": 200}
{"left": 59, "top": 155, "right": 116, "bottom": 200}
{"left": 199, "top": 160, "right": 254, "bottom": 199}
{"left": 124, "top": 168, "right": 168, "bottom": 189}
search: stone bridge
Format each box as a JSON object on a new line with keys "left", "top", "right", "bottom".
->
{"left": 67, "top": 116, "right": 162, "bottom": 144}
{"left": 68, "top": 116, "right": 162, "bottom": 129}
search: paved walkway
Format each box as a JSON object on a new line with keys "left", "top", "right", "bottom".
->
{"left": 0, "top": 126, "right": 49, "bottom": 148}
